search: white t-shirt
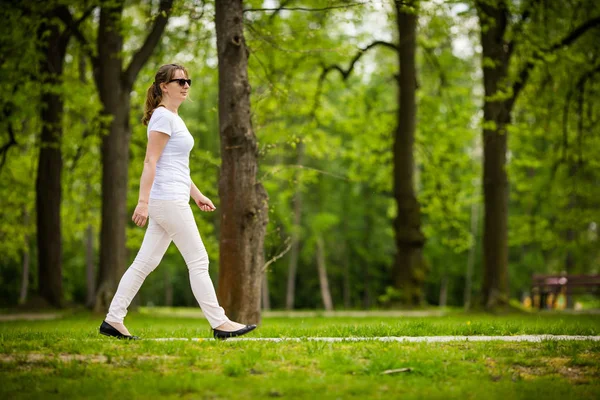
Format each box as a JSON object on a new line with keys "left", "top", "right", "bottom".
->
{"left": 147, "top": 107, "right": 195, "bottom": 201}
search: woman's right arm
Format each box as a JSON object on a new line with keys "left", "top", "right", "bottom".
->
{"left": 132, "top": 130, "right": 170, "bottom": 227}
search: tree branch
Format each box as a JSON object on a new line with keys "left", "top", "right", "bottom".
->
{"left": 261, "top": 0, "right": 294, "bottom": 21}
{"left": 507, "top": 0, "right": 541, "bottom": 59}
{"left": 0, "top": 84, "right": 20, "bottom": 172}
{"left": 421, "top": 44, "right": 448, "bottom": 95}
{"left": 262, "top": 237, "right": 292, "bottom": 272}
{"left": 58, "top": 5, "right": 98, "bottom": 68}
{"left": 123, "top": 0, "right": 174, "bottom": 89}
{"left": 562, "top": 86, "right": 575, "bottom": 162}
{"left": 575, "top": 63, "right": 600, "bottom": 164}
{"left": 0, "top": 123, "right": 17, "bottom": 171}
{"left": 509, "top": 15, "right": 600, "bottom": 110}
{"left": 312, "top": 40, "right": 398, "bottom": 116}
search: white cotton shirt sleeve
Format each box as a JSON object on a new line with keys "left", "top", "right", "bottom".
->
{"left": 147, "top": 109, "right": 173, "bottom": 136}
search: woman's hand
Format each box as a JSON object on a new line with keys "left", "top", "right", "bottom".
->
{"left": 194, "top": 194, "right": 216, "bottom": 212}
{"left": 132, "top": 201, "right": 149, "bottom": 227}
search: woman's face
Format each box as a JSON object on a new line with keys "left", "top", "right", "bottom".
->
{"left": 161, "top": 69, "right": 190, "bottom": 102}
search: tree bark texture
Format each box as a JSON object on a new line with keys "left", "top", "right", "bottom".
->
{"left": 215, "top": 0, "right": 269, "bottom": 324}
{"left": 476, "top": 1, "right": 511, "bottom": 309}
{"left": 36, "top": 7, "right": 70, "bottom": 307}
{"left": 392, "top": 1, "right": 426, "bottom": 305}
{"left": 93, "top": 0, "right": 172, "bottom": 311}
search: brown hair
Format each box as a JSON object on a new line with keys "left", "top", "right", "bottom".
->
{"left": 142, "top": 63, "right": 189, "bottom": 126}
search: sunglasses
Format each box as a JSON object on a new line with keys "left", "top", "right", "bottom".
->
{"left": 167, "top": 78, "right": 192, "bottom": 87}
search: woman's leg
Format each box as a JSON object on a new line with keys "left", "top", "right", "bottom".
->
{"left": 160, "top": 201, "right": 229, "bottom": 329}
{"left": 105, "top": 216, "right": 172, "bottom": 324}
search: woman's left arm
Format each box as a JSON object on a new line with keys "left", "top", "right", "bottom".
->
{"left": 191, "top": 181, "right": 216, "bottom": 212}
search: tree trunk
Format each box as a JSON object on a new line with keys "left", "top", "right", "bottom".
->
{"left": 92, "top": 0, "right": 172, "bottom": 311}
{"left": 342, "top": 241, "right": 351, "bottom": 308}
{"left": 286, "top": 141, "right": 304, "bottom": 310}
{"left": 261, "top": 271, "right": 270, "bottom": 310}
{"left": 36, "top": 7, "right": 70, "bottom": 307}
{"left": 215, "top": 0, "right": 269, "bottom": 324}
{"left": 19, "top": 207, "right": 30, "bottom": 304}
{"left": 85, "top": 223, "right": 96, "bottom": 308}
{"left": 464, "top": 201, "right": 479, "bottom": 310}
{"left": 81, "top": 53, "right": 96, "bottom": 309}
{"left": 476, "top": 1, "right": 511, "bottom": 310}
{"left": 342, "top": 184, "right": 351, "bottom": 308}
{"left": 316, "top": 236, "right": 333, "bottom": 311}
{"left": 439, "top": 275, "right": 448, "bottom": 308}
{"left": 94, "top": 1, "right": 128, "bottom": 311}
{"left": 392, "top": 1, "right": 425, "bottom": 306}
{"left": 362, "top": 186, "right": 372, "bottom": 308}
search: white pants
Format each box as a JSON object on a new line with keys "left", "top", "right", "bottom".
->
{"left": 105, "top": 199, "right": 229, "bottom": 328}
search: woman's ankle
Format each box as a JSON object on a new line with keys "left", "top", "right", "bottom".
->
{"left": 105, "top": 320, "right": 131, "bottom": 336}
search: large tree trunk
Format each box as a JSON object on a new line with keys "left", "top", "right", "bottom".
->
{"left": 316, "top": 236, "right": 333, "bottom": 311}
{"left": 286, "top": 141, "right": 304, "bottom": 310}
{"left": 94, "top": 0, "right": 128, "bottom": 310}
{"left": 476, "top": 1, "right": 511, "bottom": 310}
{"left": 92, "top": 0, "right": 172, "bottom": 311}
{"left": 35, "top": 7, "right": 70, "bottom": 307}
{"left": 392, "top": 1, "right": 425, "bottom": 306}
{"left": 215, "top": 0, "right": 269, "bottom": 324}
{"left": 95, "top": 102, "right": 131, "bottom": 310}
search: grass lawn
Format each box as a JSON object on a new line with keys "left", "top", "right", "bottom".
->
{"left": 1, "top": 309, "right": 599, "bottom": 399}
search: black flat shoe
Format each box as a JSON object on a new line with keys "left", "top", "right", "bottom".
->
{"left": 213, "top": 324, "right": 257, "bottom": 340}
{"left": 99, "top": 321, "right": 140, "bottom": 340}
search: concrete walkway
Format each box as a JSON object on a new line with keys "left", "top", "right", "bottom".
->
{"left": 149, "top": 335, "right": 600, "bottom": 343}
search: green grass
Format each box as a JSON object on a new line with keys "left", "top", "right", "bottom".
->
{"left": 1, "top": 309, "right": 599, "bottom": 399}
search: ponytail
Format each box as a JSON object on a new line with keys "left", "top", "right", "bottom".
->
{"left": 142, "top": 82, "right": 162, "bottom": 126}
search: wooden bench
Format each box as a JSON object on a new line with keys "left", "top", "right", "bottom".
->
{"left": 530, "top": 274, "right": 600, "bottom": 309}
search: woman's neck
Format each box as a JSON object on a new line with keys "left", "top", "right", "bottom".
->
{"left": 159, "top": 99, "right": 179, "bottom": 114}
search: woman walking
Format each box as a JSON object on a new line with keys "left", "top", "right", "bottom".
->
{"left": 99, "top": 64, "right": 256, "bottom": 340}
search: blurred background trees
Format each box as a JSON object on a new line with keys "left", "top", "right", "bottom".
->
{"left": 0, "top": 0, "right": 598, "bottom": 312}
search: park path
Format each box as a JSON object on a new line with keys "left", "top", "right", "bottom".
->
{"left": 149, "top": 335, "right": 600, "bottom": 343}
{"left": 0, "top": 313, "right": 62, "bottom": 321}
{"left": 142, "top": 309, "right": 448, "bottom": 318}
